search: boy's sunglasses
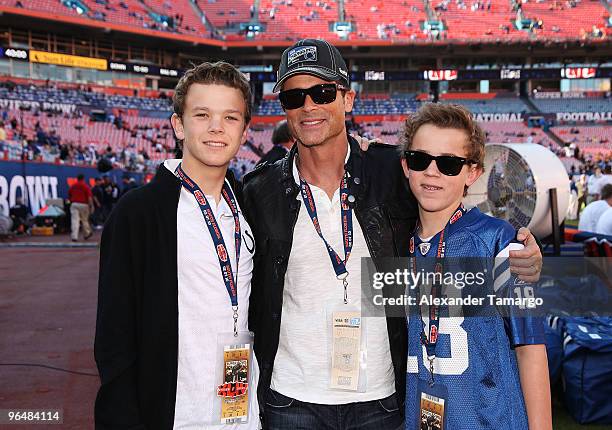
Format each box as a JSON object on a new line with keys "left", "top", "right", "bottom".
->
{"left": 404, "top": 150, "right": 475, "bottom": 176}
{"left": 279, "top": 83, "right": 347, "bottom": 110}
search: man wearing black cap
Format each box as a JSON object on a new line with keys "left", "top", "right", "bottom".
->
{"left": 242, "top": 38, "right": 542, "bottom": 430}
{"left": 242, "top": 38, "right": 409, "bottom": 429}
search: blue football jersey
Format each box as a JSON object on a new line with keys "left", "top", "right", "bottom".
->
{"left": 405, "top": 207, "right": 545, "bottom": 430}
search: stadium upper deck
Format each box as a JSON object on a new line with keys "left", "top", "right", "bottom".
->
{"left": 0, "top": 0, "right": 608, "bottom": 45}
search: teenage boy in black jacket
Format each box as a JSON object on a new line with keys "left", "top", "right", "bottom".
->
{"left": 95, "top": 62, "right": 260, "bottom": 429}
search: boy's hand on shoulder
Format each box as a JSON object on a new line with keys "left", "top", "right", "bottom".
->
{"left": 509, "top": 227, "right": 542, "bottom": 283}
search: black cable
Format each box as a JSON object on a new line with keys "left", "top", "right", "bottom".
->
{"left": 0, "top": 363, "right": 98, "bottom": 377}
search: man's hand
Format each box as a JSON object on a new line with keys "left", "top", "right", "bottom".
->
{"left": 350, "top": 133, "right": 383, "bottom": 151}
{"left": 509, "top": 227, "right": 542, "bottom": 283}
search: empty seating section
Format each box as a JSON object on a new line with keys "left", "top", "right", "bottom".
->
{"left": 552, "top": 126, "right": 612, "bottom": 152}
{"left": 83, "top": 0, "right": 154, "bottom": 28}
{"left": 0, "top": 0, "right": 200, "bottom": 35}
{"left": 355, "top": 120, "right": 558, "bottom": 147}
{"left": 203, "top": 0, "right": 251, "bottom": 28}
{"left": 3, "top": 109, "right": 175, "bottom": 153}
{"left": 249, "top": 127, "right": 275, "bottom": 153}
{"left": 0, "top": 0, "right": 82, "bottom": 17}
{"left": 519, "top": 0, "right": 607, "bottom": 39}
{"left": 0, "top": 85, "right": 172, "bottom": 111}
{"left": 353, "top": 95, "right": 420, "bottom": 114}
{"left": 2, "top": 0, "right": 608, "bottom": 40}
{"left": 258, "top": 0, "right": 339, "bottom": 40}
{"left": 360, "top": 121, "right": 404, "bottom": 144}
{"left": 143, "top": 0, "right": 208, "bottom": 34}
{"left": 256, "top": 99, "right": 284, "bottom": 116}
{"left": 480, "top": 121, "right": 558, "bottom": 147}
{"left": 441, "top": 97, "right": 530, "bottom": 113}
{"left": 531, "top": 97, "right": 612, "bottom": 113}
{"left": 343, "top": 0, "right": 427, "bottom": 40}
{"left": 255, "top": 95, "right": 420, "bottom": 116}
{"left": 433, "top": 0, "right": 529, "bottom": 41}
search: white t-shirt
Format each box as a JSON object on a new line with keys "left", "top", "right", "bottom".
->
{"left": 270, "top": 150, "right": 396, "bottom": 405}
{"left": 164, "top": 160, "right": 259, "bottom": 430}
{"left": 595, "top": 207, "right": 612, "bottom": 236}
{"left": 578, "top": 200, "right": 610, "bottom": 233}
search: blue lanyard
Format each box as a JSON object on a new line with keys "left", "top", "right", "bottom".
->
{"left": 175, "top": 164, "right": 242, "bottom": 335}
{"left": 299, "top": 173, "right": 354, "bottom": 303}
{"left": 409, "top": 204, "right": 466, "bottom": 384}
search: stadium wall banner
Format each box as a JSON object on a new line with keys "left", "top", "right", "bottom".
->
{"left": 0, "top": 160, "right": 141, "bottom": 217}
{"left": 473, "top": 113, "right": 523, "bottom": 122}
{"left": 533, "top": 91, "right": 587, "bottom": 99}
{"left": 30, "top": 50, "right": 107, "bottom": 71}
{"left": 556, "top": 112, "right": 612, "bottom": 122}
{"left": 0, "top": 99, "right": 77, "bottom": 114}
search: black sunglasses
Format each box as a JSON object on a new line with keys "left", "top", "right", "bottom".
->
{"left": 279, "top": 83, "right": 347, "bottom": 110}
{"left": 404, "top": 150, "right": 475, "bottom": 176}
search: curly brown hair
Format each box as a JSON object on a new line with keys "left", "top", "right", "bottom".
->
{"left": 399, "top": 103, "right": 486, "bottom": 170}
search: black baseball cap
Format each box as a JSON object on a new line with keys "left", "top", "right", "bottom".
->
{"left": 273, "top": 39, "right": 350, "bottom": 93}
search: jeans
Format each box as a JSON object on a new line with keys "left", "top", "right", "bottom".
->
{"left": 263, "top": 389, "right": 404, "bottom": 430}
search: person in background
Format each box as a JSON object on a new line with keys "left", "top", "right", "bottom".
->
{"left": 101, "top": 175, "right": 115, "bottom": 221}
{"left": 256, "top": 119, "right": 295, "bottom": 166}
{"left": 596, "top": 165, "right": 612, "bottom": 191}
{"left": 120, "top": 174, "right": 139, "bottom": 197}
{"left": 576, "top": 172, "right": 587, "bottom": 218}
{"left": 68, "top": 174, "right": 93, "bottom": 241}
{"left": 0, "top": 121, "right": 6, "bottom": 152}
{"left": 578, "top": 184, "right": 612, "bottom": 233}
{"left": 91, "top": 177, "right": 104, "bottom": 228}
{"left": 586, "top": 166, "right": 603, "bottom": 204}
{"left": 9, "top": 196, "right": 28, "bottom": 234}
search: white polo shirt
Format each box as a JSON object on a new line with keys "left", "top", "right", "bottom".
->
{"left": 270, "top": 150, "right": 396, "bottom": 405}
{"left": 164, "top": 160, "right": 259, "bottom": 429}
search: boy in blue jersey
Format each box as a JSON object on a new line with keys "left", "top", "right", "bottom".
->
{"left": 400, "top": 103, "right": 552, "bottom": 430}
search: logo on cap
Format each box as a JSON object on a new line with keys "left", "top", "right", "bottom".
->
{"left": 338, "top": 68, "right": 348, "bottom": 77}
{"left": 287, "top": 46, "right": 317, "bottom": 67}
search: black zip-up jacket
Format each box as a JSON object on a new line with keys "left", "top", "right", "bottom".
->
{"left": 242, "top": 135, "right": 419, "bottom": 423}
{"left": 94, "top": 164, "right": 242, "bottom": 429}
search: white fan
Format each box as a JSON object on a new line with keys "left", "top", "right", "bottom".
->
{"left": 464, "top": 143, "right": 570, "bottom": 238}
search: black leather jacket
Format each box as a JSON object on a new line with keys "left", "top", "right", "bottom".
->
{"left": 242, "top": 135, "right": 418, "bottom": 422}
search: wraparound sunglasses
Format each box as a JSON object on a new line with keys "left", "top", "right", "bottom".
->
{"left": 279, "top": 83, "right": 347, "bottom": 110}
{"left": 404, "top": 150, "right": 476, "bottom": 176}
